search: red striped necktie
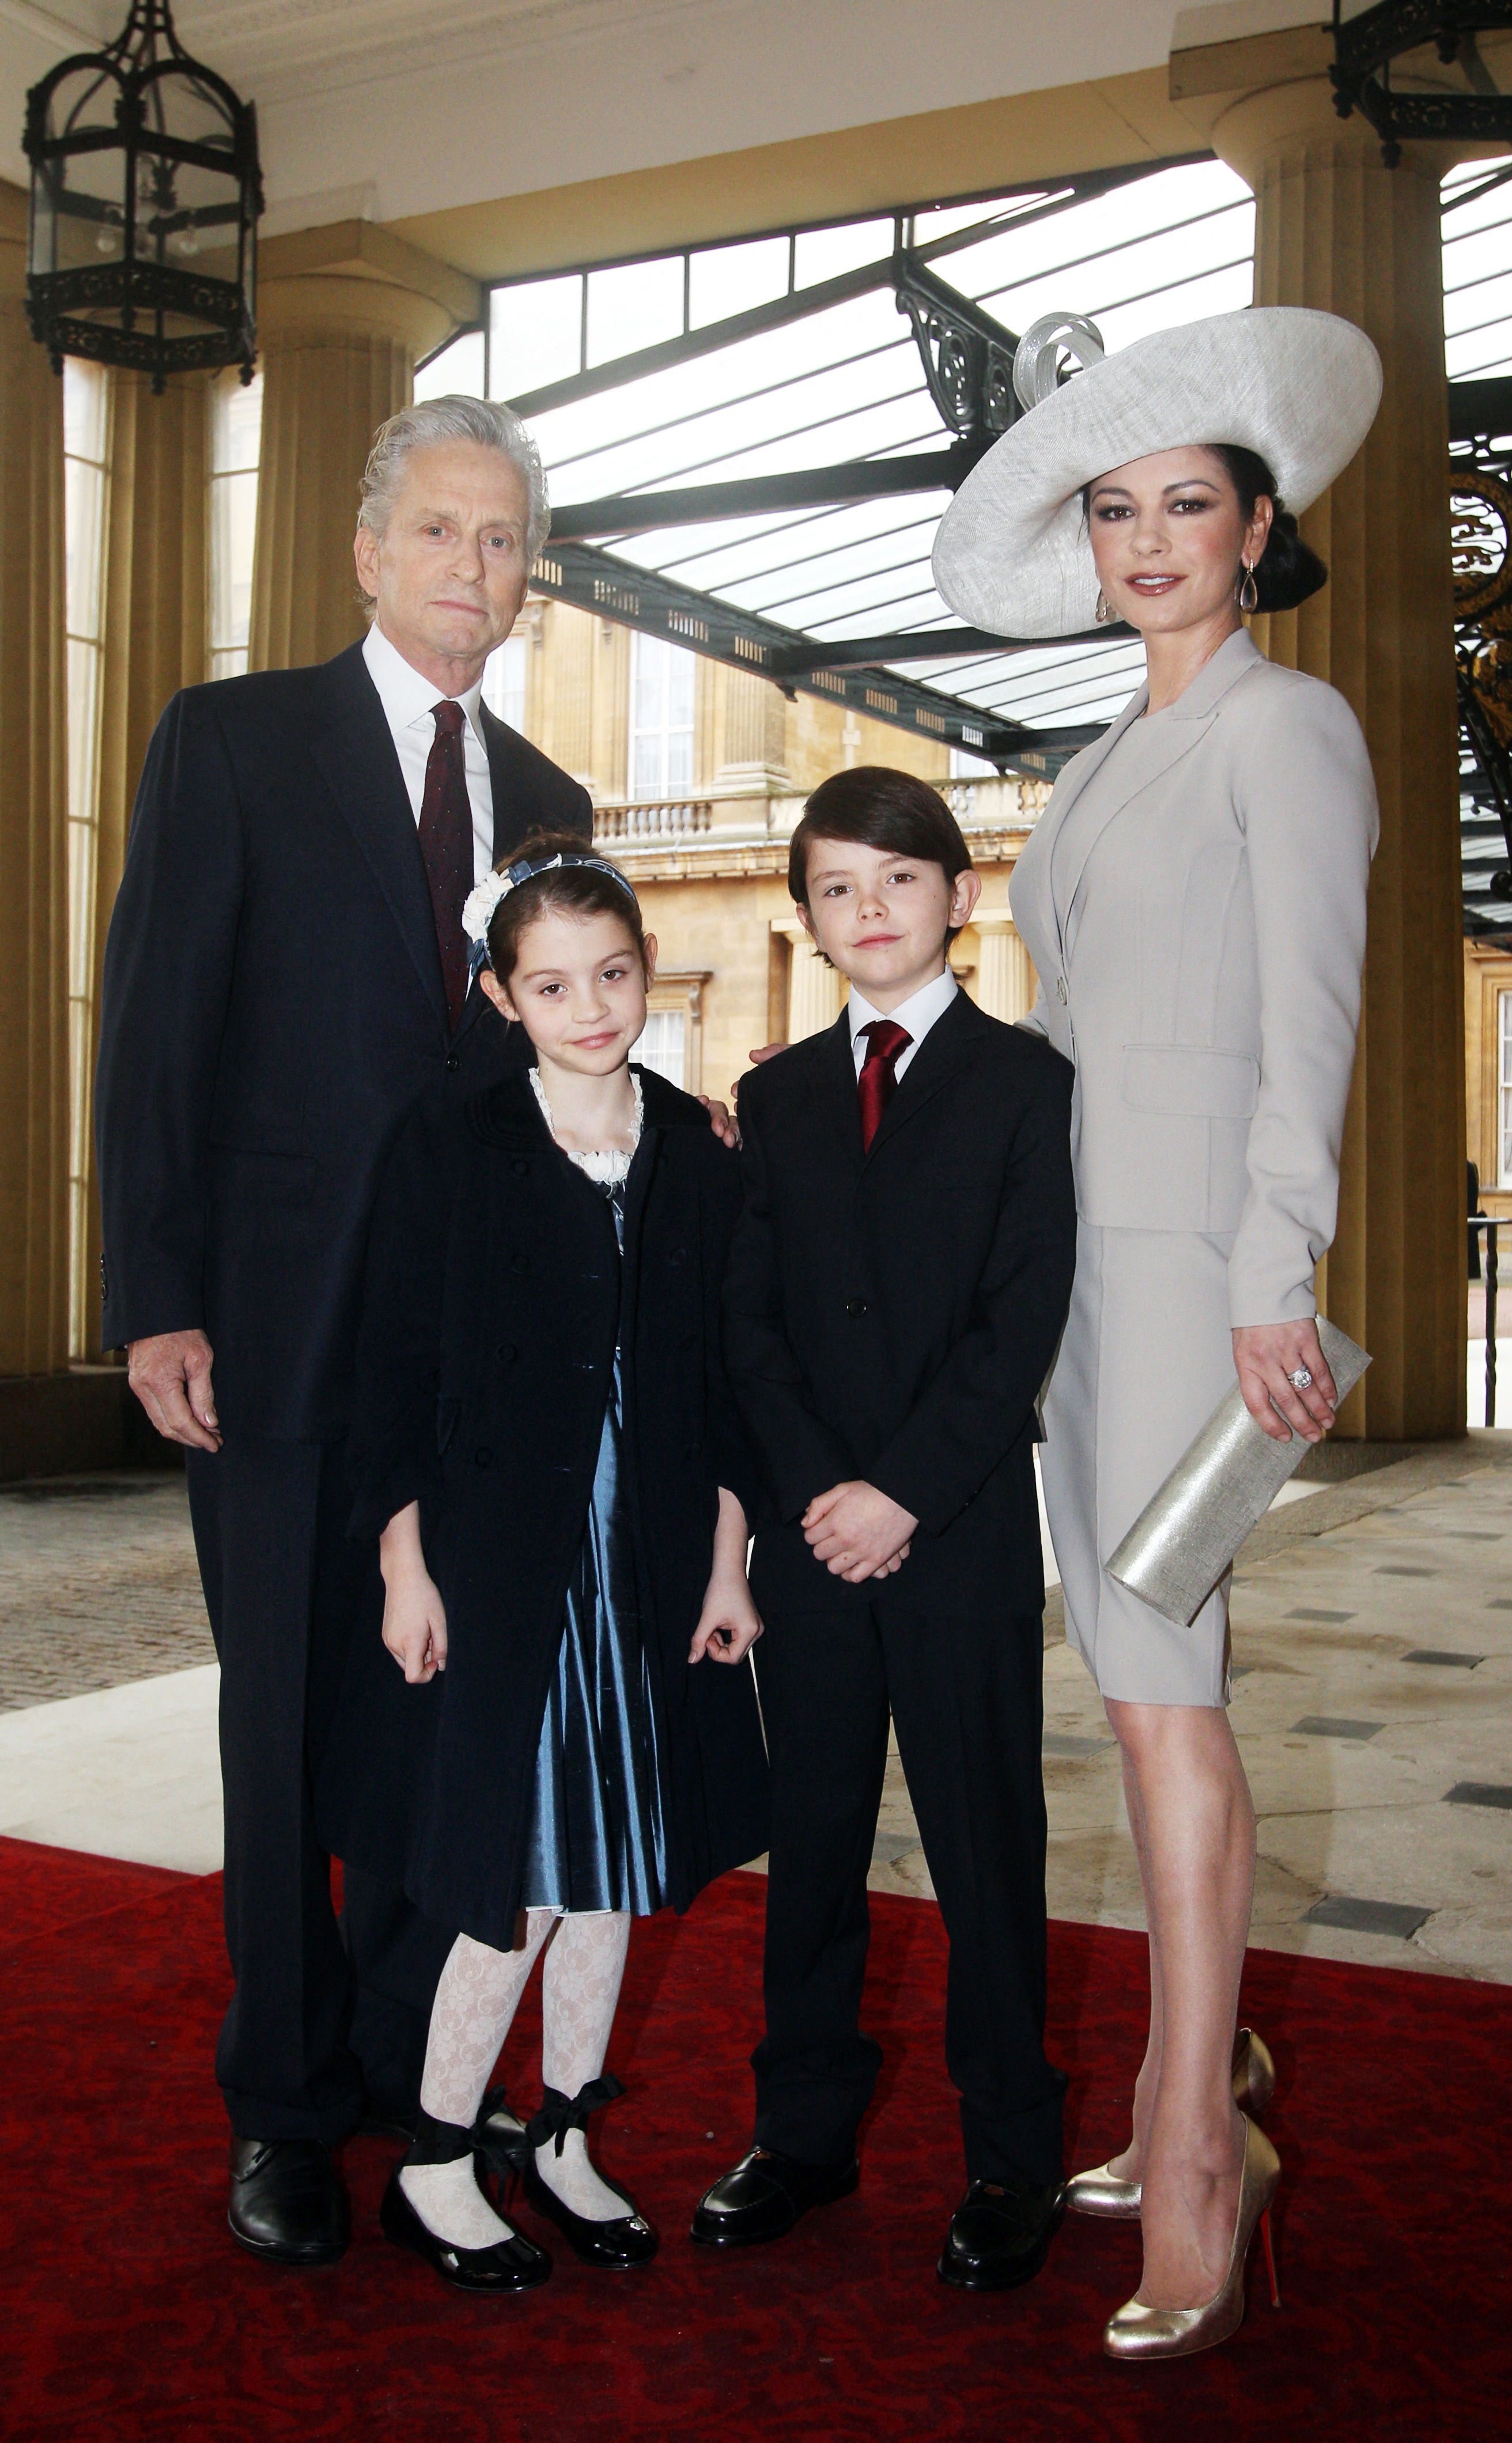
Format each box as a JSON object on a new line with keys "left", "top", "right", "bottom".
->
{"left": 856, "top": 1019, "right": 912, "bottom": 1151}
{"left": 418, "top": 699, "right": 472, "bottom": 1032}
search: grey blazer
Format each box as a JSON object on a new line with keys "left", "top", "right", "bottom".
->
{"left": 1010, "top": 627, "right": 1378, "bottom": 1327}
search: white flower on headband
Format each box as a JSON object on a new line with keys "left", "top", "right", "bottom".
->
{"left": 462, "top": 869, "right": 511, "bottom": 947}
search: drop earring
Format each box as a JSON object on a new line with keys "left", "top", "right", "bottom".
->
{"left": 1095, "top": 588, "right": 1114, "bottom": 625}
{"left": 1238, "top": 560, "right": 1259, "bottom": 613}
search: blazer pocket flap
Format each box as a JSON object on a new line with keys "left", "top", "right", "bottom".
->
{"left": 209, "top": 1145, "right": 319, "bottom": 1205}
{"left": 1120, "top": 1045, "right": 1259, "bottom": 1120}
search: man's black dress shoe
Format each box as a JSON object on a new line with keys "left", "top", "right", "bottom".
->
{"left": 690, "top": 2146, "right": 859, "bottom": 2247}
{"left": 379, "top": 2165, "right": 553, "bottom": 2296}
{"left": 521, "top": 2157, "right": 658, "bottom": 2270}
{"left": 937, "top": 2173, "right": 1067, "bottom": 2291}
{"left": 228, "top": 2138, "right": 350, "bottom": 2267}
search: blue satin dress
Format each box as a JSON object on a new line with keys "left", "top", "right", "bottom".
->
{"left": 518, "top": 1083, "right": 671, "bottom": 1915}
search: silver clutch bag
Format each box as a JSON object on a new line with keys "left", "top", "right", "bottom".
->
{"left": 1105, "top": 1318, "right": 1371, "bottom": 1627}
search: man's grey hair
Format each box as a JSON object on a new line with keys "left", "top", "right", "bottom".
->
{"left": 357, "top": 394, "right": 551, "bottom": 574}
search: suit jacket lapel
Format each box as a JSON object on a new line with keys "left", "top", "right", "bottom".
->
{"left": 864, "top": 989, "right": 987, "bottom": 1161}
{"left": 311, "top": 645, "right": 449, "bottom": 1038}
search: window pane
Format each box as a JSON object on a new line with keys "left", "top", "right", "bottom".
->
{"left": 793, "top": 218, "right": 893, "bottom": 286}
{"left": 483, "top": 633, "right": 528, "bottom": 731}
{"left": 586, "top": 256, "right": 684, "bottom": 368}
{"left": 62, "top": 357, "right": 108, "bottom": 464}
{"left": 64, "top": 458, "right": 105, "bottom": 641}
{"left": 634, "top": 1009, "right": 686, "bottom": 1089}
{"left": 689, "top": 235, "right": 789, "bottom": 327}
{"left": 631, "top": 733, "right": 664, "bottom": 799}
{"left": 667, "top": 645, "right": 695, "bottom": 727}
{"left": 492, "top": 274, "right": 582, "bottom": 400}
{"left": 416, "top": 328, "right": 485, "bottom": 402}
{"left": 210, "top": 466, "right": 258, "bottom": 653}
{"left": 1501, "top": 990, "right": 1512, "bottom": 1185}
{"left": 210, "top": 366, "right": 262, "bottom": 474}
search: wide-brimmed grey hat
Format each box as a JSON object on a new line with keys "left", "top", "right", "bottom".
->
{"left": 932, "top": 306, "right": 1382, "bottom": 640}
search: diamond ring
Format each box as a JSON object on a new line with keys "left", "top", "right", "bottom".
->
{"left": 1287, "top": 1367, "right": 1314, "bottom": 1391}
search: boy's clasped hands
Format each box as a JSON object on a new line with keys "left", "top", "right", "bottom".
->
{"left": 802, "top": 1480, "right": 917, "bottom": 1581}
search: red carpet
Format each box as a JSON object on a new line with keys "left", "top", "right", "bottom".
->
{"left": 0, "top": 1834, "right": 1505, "bottom": 2442}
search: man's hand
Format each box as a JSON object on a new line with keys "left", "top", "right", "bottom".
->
{"left": 127, "top": 1329, "right": 221, "bottom": 1452}
{"left": 802, "top": 1481, "right": 917, "bottom": 1583}
{"left": 1233, "top": 1319, "right": 1338, "bottom": 1444}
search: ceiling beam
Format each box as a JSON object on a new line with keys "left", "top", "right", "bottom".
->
{"left": 549, "top": 449, "right": 975, "bottom": 540}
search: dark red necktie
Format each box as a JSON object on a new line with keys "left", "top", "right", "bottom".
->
{"left": 418, "top": 699, "right": 472, "bottom": 1031}
{"left": 856, "top": 1019, "right": 912, "bottom": 1151}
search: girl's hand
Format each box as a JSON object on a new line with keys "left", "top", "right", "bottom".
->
{"left": 381, "top": 1568, "right": 448, "bottom": 1682}
{"left": 1232, "top": 1319, "right": 1338, "bottom": 1444}
{"left": 689, "top": 1572, "right": 763, "bottom": 1666}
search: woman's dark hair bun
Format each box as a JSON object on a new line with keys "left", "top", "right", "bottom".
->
{"left": 1209, "top": 444, "right": 1328, "bottom": 613}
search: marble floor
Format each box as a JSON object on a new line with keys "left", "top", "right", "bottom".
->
{"left": 2, "top": 1438, "right": 1509, "bottom": 1983}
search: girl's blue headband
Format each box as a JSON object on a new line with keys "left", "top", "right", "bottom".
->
{"left": 462, "top": 850, "right": 638, "bottom": 954}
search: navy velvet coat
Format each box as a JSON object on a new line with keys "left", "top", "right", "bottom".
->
{"left": 316, "top": 1065, "right": 771, "bottom": 1948}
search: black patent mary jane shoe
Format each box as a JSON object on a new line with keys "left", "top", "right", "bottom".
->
{"left": 689, "top": 2145, "right": 860, "bottom": 2248}
{"left": 228, "top": 2138, "right": 349, "bottom": 2267}
{"left": 380, "top": 2164, "right": 552, "bottom": 2297}
{"left": 523, "top": 2156, "right": 658, "bottom": 2270}
{"left": 937, "top": 2172, "right": 1067, "bottom": 2292}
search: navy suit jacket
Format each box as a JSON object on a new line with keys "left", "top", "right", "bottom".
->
{"left": 95, "top": 638, "right": 591, "bottom": 1439}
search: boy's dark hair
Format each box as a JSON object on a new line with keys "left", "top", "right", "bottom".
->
{"left": 788, "top": 769, "right": 974, "bottom": 944}
{"left": 486, "top": 830, "right": 650, "bottom": 986}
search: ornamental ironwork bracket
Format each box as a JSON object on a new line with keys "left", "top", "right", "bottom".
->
{"left": 1330, "top": 3, "right": 1512, "bottom": 167}
{"left": 893, "top": 252, "right": 1022, "bottom": 462}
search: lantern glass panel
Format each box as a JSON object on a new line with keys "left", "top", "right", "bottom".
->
{"left": 31, "top": 67, "right": 131, "bottom": 278}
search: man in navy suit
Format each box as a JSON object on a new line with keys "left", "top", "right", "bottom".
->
{"left": 95, "top": 397, "right": 594, "bottom": 2265}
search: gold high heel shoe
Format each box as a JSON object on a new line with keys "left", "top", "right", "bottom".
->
{"left": 1101, "top": 2113, "right": 1281, "bottom": 2362}
{"left": 1065, "top": 2029, "right": 1276, "bottom": 2221}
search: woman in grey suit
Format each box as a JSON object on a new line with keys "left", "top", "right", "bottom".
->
{"left": 933, "top": 308, "right": 1382, "bottom": 2361}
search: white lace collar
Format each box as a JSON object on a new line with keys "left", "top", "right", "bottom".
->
{"left": 530, "top": 1066, "right": 644, "bottom": 1186}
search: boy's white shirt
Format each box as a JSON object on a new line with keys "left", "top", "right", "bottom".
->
{"left": 846, "top": 967, "right": 958, "bottom": 1084}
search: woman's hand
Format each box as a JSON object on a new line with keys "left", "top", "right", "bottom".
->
{"left": 1232, "top": 1319, "right": 1338, "bottom": 1443}
{"left": 689, "top": 1570, "right": 764, "bottom": 1666}
{"left": 690, "top": 1485, "right": 763, "bottom": 1664}
{"left": 379, "top": 1500, "right": 448, "bottom": 1681}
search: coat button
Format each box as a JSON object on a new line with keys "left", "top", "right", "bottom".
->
{"left": 846, "top": 1296, "right": 869, "bottom": 1318}
{"left": 474, "top": 1447, "right": 494, "bottom": 1468}
{"left": 445, "top": 1053, "right": 461, "bottom": 1072}
{"left": 1055, "top": 977, "right": 1068, "bottom": 1004}
{"left": 509, "top": 1253, "right": 528, "bottom": 1273}
{"left": 511, "top": 1159, "right": 528, "bottom": 1177}
{"left": 496, "top": 1343, "right": 517, "bottom": 1364}
{"left": 667, "top": 1247, "right": 687, "bottom": 1266}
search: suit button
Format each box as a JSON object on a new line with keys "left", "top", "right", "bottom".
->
{"left": 667, "top": 1247, "right": 687, "bottom": 1266}
{"left": 496, "top": 1343, "right": 517, "bottom": 1364}
{"left": 474, "top": 1447, "right": 493, "bottom": 1468}
{"left": 1055, "top": 977, "right": 1067, "bottom": 1005}
{"left": 511, "top": 1159, "right": 528, "bottom": 1177}
{"left": 846, "top": 1296, "right": 869, "bottom": 1318}
{"left": 509, "top": 1253, "right": 528, "bottom": 1273}
{"left": 445, "top": 1053, "right": 461, "bottom": 1072}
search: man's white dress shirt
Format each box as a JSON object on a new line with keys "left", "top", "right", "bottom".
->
{"left": 846, "top": 967, "right": 958, "bottom": 1084}
{"left": 362, "top": 622, "right": 494, "bottom": 884}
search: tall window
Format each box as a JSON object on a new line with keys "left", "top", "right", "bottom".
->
{"left": 209, "top": 369, "right": 262, "bottom": 680}
{"left": 63, "top": 361, "right": 109, "bottom": 1358}
{"left": 483, "top": 633, "right": 528, "bottom": 732}
{"left": 629, "top": 633, "right": 694, "bottom": 800}
{"left": 1500, "top": 989, "right": 1512, "bottom": 1186}
{"left": 633, "top": 1010, "right": 687, "bottom": 1090}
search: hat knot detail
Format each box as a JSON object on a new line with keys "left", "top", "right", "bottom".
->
{"left": 1012, "top": 313, "right": 1105, "bottom": 411}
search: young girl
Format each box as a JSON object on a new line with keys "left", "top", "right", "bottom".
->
{"left": 319, "top": 833, "right": 769, "bottom": 2295}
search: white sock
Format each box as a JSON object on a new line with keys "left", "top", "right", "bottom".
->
{"left": 535, "top": 1911, "right": 632, "bottom": 2223}
{"left": 418, "top": 1911, "right": 560, "bottom": 2127}
{"left": 399, "top": 2158, "right": 516, "bottom": 2251}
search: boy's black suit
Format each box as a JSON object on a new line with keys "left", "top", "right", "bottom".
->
{"left": 94, "top": 640, "right": 590, "bottom": 2142}
{"left": 723, "top": 991, "right": 1076, "bottom": 2185}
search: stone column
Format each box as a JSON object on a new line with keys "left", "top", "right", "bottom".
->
{"left": 1214, "top": 86, "right": 1466, "bottom": 1439}
{"left": 74, "top": 372, "right": 212, "bottom": 1356}
{"left": 974, "top": 914, "right": 1035, "bottom": 1024}
{"left": 249, "top": 224, "right": 480, "bottom": 672}
{"left": 0, "top": 183, "right": 70, "bottom": 1377}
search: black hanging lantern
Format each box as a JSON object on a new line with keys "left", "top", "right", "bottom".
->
{"left": 1331, "top": 3, "right": 1512, "bottom": 165}
{"left": 23, "top": 0, "right": 262, "bottom": 394}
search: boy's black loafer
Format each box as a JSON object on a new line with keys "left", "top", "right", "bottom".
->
{"left": 690, "top": 2145, "right": 859, "bottom": 2247}
{"left": 937, "top": 2173, "right": 1067, "bottom": 2291}
{"left": 523, "top": 2158, "right": 659, "bottom": 2270}
{"left": 228, "top": 2138, "right": 349, "bottom": 2266}
{"left": 380, "top": 2166, "right": 552, "bottom": 2295}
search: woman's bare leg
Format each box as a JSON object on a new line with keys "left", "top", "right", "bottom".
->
{"left": 1106, "top": 1747, "right": 1165, "bottom": 2183}
{"left": 1103, "top": 1697, "right": 1256, "bottom": 2307}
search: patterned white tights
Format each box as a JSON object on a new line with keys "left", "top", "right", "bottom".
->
{"left": 399, "top": 1908, "right": 630, "bottom": 2247}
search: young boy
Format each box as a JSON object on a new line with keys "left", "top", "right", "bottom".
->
{"left": 692, "top": 767, "right": 1077, "bottom": 2290}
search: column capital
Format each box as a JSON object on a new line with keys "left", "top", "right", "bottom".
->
{"left": 256, "top": 220, "right": 481, "bottom": 361}
{"left": 1214, "top": 74, "right": 1460, "bottom": 192}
